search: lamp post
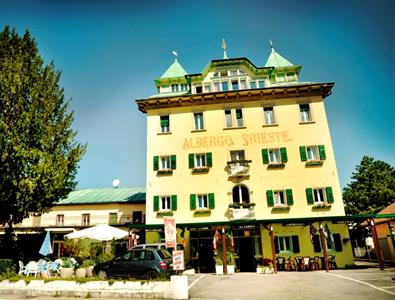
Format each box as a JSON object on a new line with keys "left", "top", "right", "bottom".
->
{"left": 221, "top": 226, "right": 228, "bottom": 275}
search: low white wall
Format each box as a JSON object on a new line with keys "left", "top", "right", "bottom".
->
{"left": 0, "top": 276, "right": 188, "bottom": 299}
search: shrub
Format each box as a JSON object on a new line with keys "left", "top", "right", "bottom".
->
{"left": 0, "top": 259, "right": 14, "bottom": 275}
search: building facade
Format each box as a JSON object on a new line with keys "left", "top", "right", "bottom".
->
{"left": 136, "top": 44, "right": 354, "bottom": 272}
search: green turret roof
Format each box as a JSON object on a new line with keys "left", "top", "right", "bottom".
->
{"left": 265, "top": 47, "right": 293, "bottom": 68}
{"left": 160, "top": 58, "right": 187, "bottom": 79}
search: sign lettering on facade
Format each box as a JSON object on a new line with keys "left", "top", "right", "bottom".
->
{"left": 182, "top": 131, "right": 291, "bottom": 150}
{"left": 231, "top": 208, "right": 255, "bottom": 220}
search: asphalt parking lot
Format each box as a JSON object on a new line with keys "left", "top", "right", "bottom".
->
{"left": 188, "top": 267, "right": 395, "bottom": 300}
{"left": 0, "top": 266, "right": 394, "bottom": 300}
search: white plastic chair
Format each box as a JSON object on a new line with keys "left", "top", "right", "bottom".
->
{"left": 25, "top": 261, "right": 40, "bottom": 277}
{"left": 18, "top": 260, "right": 27, "bottom": 276}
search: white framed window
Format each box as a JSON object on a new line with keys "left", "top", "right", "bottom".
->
{"left": 240, "top": 79, "right": 247, "bottom": 90}
{"left": 221, "top": 81, "right": 229, "bottom": 91}
{"left": 230, "top": 150, "right": 245, "bottom": 161}
{"left": 181, "top": 84, "right": 188, "bottom": 91}
{"left": 195, "top": 86, "right": 202, "bottom": 93}
{"left": 197, "top": 194, "right": 208, "bottom": 209}
{"left": 274, "top": 190, "right": 286, "bottom": 205}
{"left": 231, "top": 80, "right": 238, "bottom": 91}
{"left": 160, "top": 196, "right": 171, "bottom": 211}
{"left": 195, "top": 153, "right": 207, "bottom": 168}
{"left": 258, "top": 80, "right": 265, "bottom": 88}
{"left": 300, "top": 103, "right": 312, "bottom": 123}
{"left": 160, "top": 115, "right": 170, "bottom": 133}
{"left": 230, "top": 70, "right": 238, "bottom": 76}
{"left": 56, "top": 214, "right": 64, "bottom": 227}
{"left": 81, "top": 214, "right": 90, "bottom": 226}
{"left": 306, "top": 146, "right": 319, "bottom": 161}
{"left": 250, "top": 81, "right": 256, "bottom": 89}
{"left": 269, "top": 148, "right": 281, "bottom": 164}
{"left": 286, "top": 72, "right": 296, "bottom": 81}
{"left": 213, "top": 82, "right": 220, "bottom": 92}
{"left": 220, "top": 70, "right": 228, "bottom": 77}
{"left": 277, "top": 74, "right": 285, "bottom": 83}
{"left": 313, "top": 188, "right": 326, "bottom": 204}
{"left": 193, "top": 112, "right": 204, "bottom": 130}
{"left": 224, "top": 108, "right": 244, "bottom": 128}
{"left": 278, "top": 236, "right": 292, "bottom": 252}
{"left": 204, "top": 85, "right": 211, "bottom": 93}
{"left": 171, "top": 84, "right": 178, "bottom": 92}
{"left": 263, "top": 107, "right": 276, "bottom": 125}
{"left": 160, "top": 156, "right": 171, "bottom": 170}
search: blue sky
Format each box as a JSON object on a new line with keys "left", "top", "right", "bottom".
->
{"left": 1, "top": 0, "right": 394, "bottom": 190}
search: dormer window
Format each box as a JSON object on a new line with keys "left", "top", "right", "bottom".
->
{"left": 286, "top": 72, "right": 296, "bottom": 81}
{"left": 171, "top": 84, "right": 179, "bottom": 92}
{"left": 220, "top": 70, "right": 228, "bottom": 77}
{"left": 277, "top": 74, "right": 285, "bottom": 83}
{"left": 230, "top": 70, "right": 238, "bottom": 76}
{"left": 181, "top": 84, "right": 188, "bottom": 91}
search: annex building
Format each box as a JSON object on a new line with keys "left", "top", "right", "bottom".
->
{"left": 135, "top": 43, "right": 354, "bottom": 272}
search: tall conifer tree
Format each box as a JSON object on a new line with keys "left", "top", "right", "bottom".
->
{"left": 0, "top": 26, "right": 86, "bottom": 241}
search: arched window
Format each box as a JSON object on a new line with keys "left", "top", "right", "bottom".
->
{"left": 232, "top": 185, "right": 250, "bottom": 204}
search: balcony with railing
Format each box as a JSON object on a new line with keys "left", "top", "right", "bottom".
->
{"left": 227, "top": 160, "right": 251, "bottom": 178}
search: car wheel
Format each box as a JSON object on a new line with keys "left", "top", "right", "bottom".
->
{"left": 97, "top": 270, "right": 108, "bottom": 280}
{"left": 146, "top": 270, "right": 158, "bottom": 280}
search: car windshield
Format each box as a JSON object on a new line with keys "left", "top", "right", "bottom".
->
{"left": 157, "top": 249, "right": 172, "bottom": 259}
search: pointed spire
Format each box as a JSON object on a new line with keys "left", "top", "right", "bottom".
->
{"left": 222, "top": 38, "right": 228, "bottom": 59}
{"left": 160, "top": 51, "right": 187, "bottom": 79}
{"left": 265, "top": 41, "right": 293, "bottom": 68}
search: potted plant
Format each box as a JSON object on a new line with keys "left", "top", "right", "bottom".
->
{"left": 59, "top": 258, "right": 74, "bottom": 278}
{"left": 214, "top": 256, "right": 223, "bottom": 275}
{"left": 82, "top": 259, "right": 95, "bottom": 278}
{"left": 227, "top": 251, "right": 235, "bottom": 275}
{"left": 74, "top": 261, "right": 86, "bottom": 278}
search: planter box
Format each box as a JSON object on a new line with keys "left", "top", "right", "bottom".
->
{"left": 227, "top": 265, "right": 235, "bottom": 274}
{"left": 215, "top": 265, "right": 223, "bottom": 275}
{"left": 60, "top": 268, "right": 74, "bottom": 279}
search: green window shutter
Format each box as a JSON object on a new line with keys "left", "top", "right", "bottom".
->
{"left": 209, "top": 193, "right": 215, "bottom": 209}
{"left": 286, "top": 189, "right": 294, "bottom": 206}
{"left": 153, "top": 196, "right": 159, "bottom": 212}
{"left": 171, "top": 195, "right": 177, "bottom": 211}
{"left": 274, "top": 236, "right": 279, "bottom": 254}
{"left": 236, "top": 109, "right": 242, "bottom": 119}
{"left": 280, "top": 147, "right": 288, "bottom": 163}
{"left": 190, "top": 194, "right": 196, "bottom": 210}
{"left": 299, "top": 146, "right": 307, "bottom": 161}
{"left": 262, "top": 149, "right": 269, "bottom": 164}
{"left": 160, "top": 118, "right": 169, "bottom": 127}
{"left": 206, "top": 152, "right": 213, "bottom": 167}
{"left": 326, "top": 187, "right": 334, "bottom": 203}
{"left": 188, "top": 153, "right": 195, "bottom": 168}
{"left": 153, "top": 156, "right": 159, "bottom": 171}
{"left": 171, "top": 155, "right": 176, "bottom": 170}
{"left": 318, "top": 145, "right": 326, "bottom": 160}
{"left": 333, "top": 233, "right": 343, "bottom": 252}
{"left": 292, "top": 235, "right": 300, "bottom": 253}
{"left": 306, "top": 188, "right": 314, "bottom": 204}
{"left": 313, "top": 235, "right": 321, "bottom": 252}
{"left": 266, "top": 190, "right": 274, "bottom": 207}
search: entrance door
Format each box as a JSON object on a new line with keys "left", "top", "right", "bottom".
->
{"left": 238, "top": 237, "right": 255, "bottom": 272}
{"left": 198, "top": 239, "right": 215, "bottom": 273}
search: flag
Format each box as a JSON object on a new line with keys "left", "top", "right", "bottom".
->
{"left": 164, "top": 217, "right": 176, "bottom": 248}
{"left": 325, "top": 223, "right": 335, "bottom": 247}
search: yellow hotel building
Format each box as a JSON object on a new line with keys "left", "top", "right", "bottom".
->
{"left": 136, "top": 44, "right": 354, "bottom": 272}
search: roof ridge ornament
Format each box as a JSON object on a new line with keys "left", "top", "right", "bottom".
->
{"left": 269, "top": 39, "right": 274, "bottom": 49}
{"left": 222, "top": 38, "right": 228, "bottom": 59}
{"left": 172, "top": 50, "right": 178, "bottom": 61}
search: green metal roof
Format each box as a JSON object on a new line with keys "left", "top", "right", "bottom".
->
{"left": 57, "top": 187, "right": 146, "bottom": 205}
{"left": 160, "top": 58, "right": 187, "bottom": 79}
{"left": 265, "top": 47, "right": 294, "bottom": 68}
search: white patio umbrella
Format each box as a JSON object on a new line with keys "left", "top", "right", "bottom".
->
{"left": 64, "top": 224, "right": 128, "bottom": 241}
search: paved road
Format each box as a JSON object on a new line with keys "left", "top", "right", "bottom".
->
{"left": 1, "top": 267, "right": 394, "bottom": 300}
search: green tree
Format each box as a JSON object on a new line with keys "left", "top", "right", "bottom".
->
{"left": 0, "top": 26, "right": 86, "bottom": 242}
{"left": 343, "top": 156, "right": 395, "bottom": 215}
